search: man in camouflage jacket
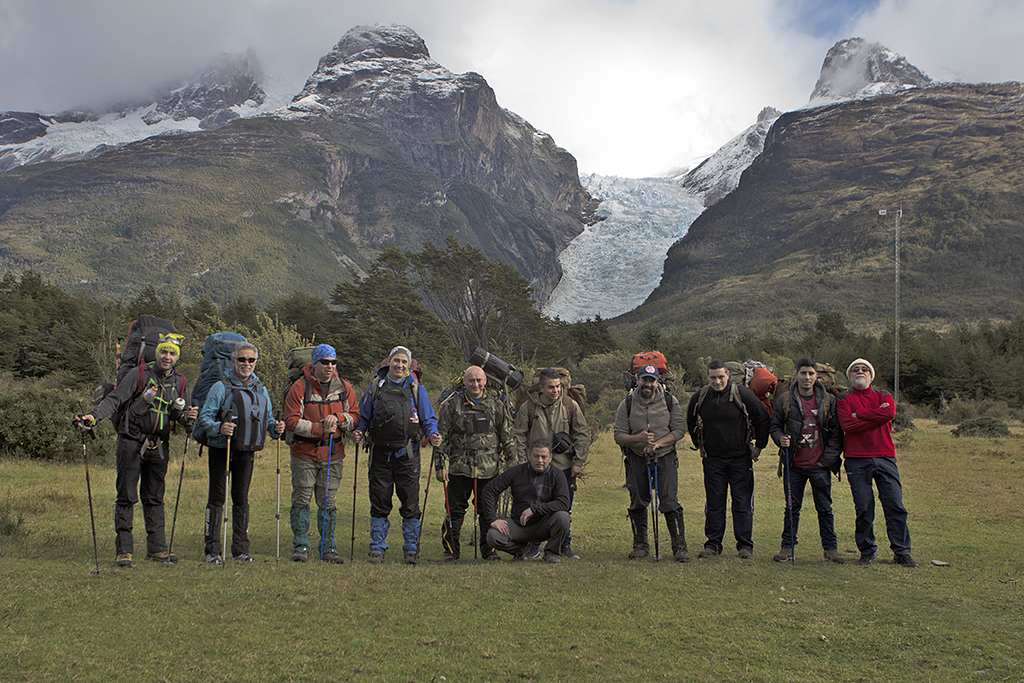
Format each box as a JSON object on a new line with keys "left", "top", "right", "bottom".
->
{"left": 434, "top": 365, "right": 514, "bottom": 561}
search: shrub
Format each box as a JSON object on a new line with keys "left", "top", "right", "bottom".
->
{"left": 0, "top": 380, "right": 116, "bottom": 462}
{"left": 937, "top": 397, "right": 1013, "bottom": 425}
{"left": 950, "top": 417, "right": 1012, "bottom": 438}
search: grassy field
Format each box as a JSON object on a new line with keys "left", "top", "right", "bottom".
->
{"left": 1, "top": 419, "right": 1022, "bottom": 682}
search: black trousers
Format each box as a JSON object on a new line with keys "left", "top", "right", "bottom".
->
{"left": 368, "top": 447, "right": 420, "bottom": 520}
{"left": 701, "top": 455, "right": 755, "bottom": 553}
{"left": 114, "top": 436, "right": 169, "bottom": 556}
{"left": 204, "top": 446, "right": 255, "bottom": 556}
{"left": 441, "top": 474, "right": 495, "bottom": 558}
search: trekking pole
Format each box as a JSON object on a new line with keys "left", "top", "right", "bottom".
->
{"left": 649, "top": 458, "right": 662, "bottom": 562}
{"left": 472, "top": 453, "right": 479, "bottom": 563}
{"left": 76, "top": 421, "right": 103, "bottom": 575}
{"left": 275, "top": 412, "right": 282, "bottom": 567}
{"left": 350, "top": 443, "right": 359, "bottom": 562}
{"left": 784, "top": 446, "right": 795, "bottom": 565}
{"left": 321, "top": 433, "right": 333, "bottom": 564}
{"left": 441, "top": 476, "right": 456, "bottom": 561}
{"left": 415, "top": 453, "right": 432, "bottom": 564}
{"left": 223, "top": 413, "right": 233, "bottom": 567}
{"left": 165, "top": 432, "right": 191, "bottom": 567}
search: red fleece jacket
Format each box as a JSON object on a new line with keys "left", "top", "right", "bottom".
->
{"left": 836, "top": 386, "right": 895, "bottom": 458}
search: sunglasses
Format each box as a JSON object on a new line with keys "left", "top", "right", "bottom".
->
{"left": 236, "top": 357, "right": 257, "bottom": 364}
{"left": 318, "top": 359, "right": 337, "bottom": 366}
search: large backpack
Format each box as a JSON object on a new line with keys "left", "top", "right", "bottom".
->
{"left": 282, "top": 346, "right": 349, "bottom": 445}
{"left": 191, "top": 332, "right": 248, "bottom": 445}
{"left": 724, "top": 360, "right": 777, "bottom": 418}
{"left": 770, "top": 362, "right": 847, "bottom": 407}
{"left": 624, "top": 351, "right": 678, "bottom": 396}
{"left": 116, "top": 315, "right": 177, "bottom": 385}
{"left": 97, "top": 315, "right": 179, "bottom": 433}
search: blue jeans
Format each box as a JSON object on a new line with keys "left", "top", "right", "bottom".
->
{"left": 844, "top": 457, "right": 911, "bottom": 556}
{"left": 780, "top": 462, "right": 837, "bottom": 551}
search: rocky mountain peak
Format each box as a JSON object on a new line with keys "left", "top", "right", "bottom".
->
{"left": 331, "top": 24, "right": 431, "bottom": 62}
{"left": 288, "top": 23, "right": 594, "bottom": 301}
{"left": 810, "top": 37, "right": 932, "bottom": 102}
{"left": 144, "top": 50, "right": 266, "bottom": 128}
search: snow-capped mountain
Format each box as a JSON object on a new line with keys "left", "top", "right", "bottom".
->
{"left": 0, "top": 52, "right": 293, "bottom": 173}
{"left": 677, "top": 106, "right": 781, "bottom": 208}
{"left": 676, "top": 39, "right": 930, "bottom": 210}
{"left": 809, "top": 37, "right": 932, "bottom": 104}
{"left": 548, "top": 38, "right": 934, "bottom": 321}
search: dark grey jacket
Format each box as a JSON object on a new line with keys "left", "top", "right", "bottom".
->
{"left": 769, "top": 380, "right": 844, "bottom": 473}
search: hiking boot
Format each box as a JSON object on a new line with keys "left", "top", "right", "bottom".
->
{"left": 561, "top": 546, "right": 581, "bottom": 560}
{"left": 673, "top": 547, "right": 691, "bottom": 563}
{"left": 367, "top": 552, "right": 384, "bottom": 565}
{"left": 697, "top": 547, "right": 720, "bottom": 559}
{"left": 543, "top": 550, "right": 561, "bottom": 564}
{"left": 894, "top": 554, "right": 919, "bottom": 568}
{"left": 737, "top": 548, "right": 753, "bottom": 559}
{"left": 147, "top": 550, "right": 178, "bottom": 564}
{"left": 511, "top": 551, "right": 527, "bottom": 562}
{"left": 443, "top": 551, "right": 458, "bottom": 563}
{"left": 774, "top": 546, "right": 794, "bottom": 563}
{"left": 484, "top": 552, "right": 501, "bottom": 561}
{"left": 322, "top": 551, "right": 344, "bottom": 564}
{"left": 525, "top": 544, "right": 542, "bottom": 560}
{"left": 823, "top": 549, "right": 845, "bottom": 564}
{"left": 204, "top": 554, "right": 224, "bottom": 565}
{"left": 233, "top": 553, "right": 255, "bottom": 563}
{"left": 856, "top": 553, "right": 876, "bottom": 566}
{"left": 291, "top": 550, "right": 308, "bottom": 563}
{"left": 628, "top": 545, "right": 650, "bottom": 560}
{"left": 404, "top": 552, "right": 419, "bottom": 565}
{"left": 115, "top": 553, "right": 133, "bottom": 568}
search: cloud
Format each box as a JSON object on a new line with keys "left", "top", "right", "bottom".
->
{"left": 0, "top": 0, "right": 1022, "bottom": 177}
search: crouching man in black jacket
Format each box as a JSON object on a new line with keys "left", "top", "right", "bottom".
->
{"left": 481, "top": 439, "right": 570, "bottom": 564}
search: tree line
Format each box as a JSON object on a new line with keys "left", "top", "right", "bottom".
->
{"left": 2, "top": 238, "right": 1022, "bottom": 463}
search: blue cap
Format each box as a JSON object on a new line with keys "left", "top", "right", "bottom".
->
{"left": 311, "top": 344, "right": 337, "bottom": 365}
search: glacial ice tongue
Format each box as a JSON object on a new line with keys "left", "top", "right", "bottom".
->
{"left": 542, "top": 174, "right": 704, "bottom": 322}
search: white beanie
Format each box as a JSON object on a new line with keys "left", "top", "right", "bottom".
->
{"left": 847, "top": 358, "right": 875, "bottom": 383}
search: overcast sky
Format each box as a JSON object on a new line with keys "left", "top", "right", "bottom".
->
{"left": 2, "top": 0, "right": 1022, "bottom": 177}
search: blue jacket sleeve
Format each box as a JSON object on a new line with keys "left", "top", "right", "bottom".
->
{"left": 416, "top": 385, "right": 439, "bottom": 436}
{"left": 197, "top": 381, "right": 228, "bottom": 446}
{"left": 355, "top": 385, "right": 375, "bottom": 433}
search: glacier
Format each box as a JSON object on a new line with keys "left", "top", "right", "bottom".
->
{"left": 542, "top": 174, "right": 704, "bottom": 322}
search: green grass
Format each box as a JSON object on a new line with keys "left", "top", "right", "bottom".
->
{"left": 1, "top": 420, "right": 1022, "bottom": 682}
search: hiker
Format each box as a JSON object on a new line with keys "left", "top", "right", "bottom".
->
{"left": 769, "top": 358, "right": 845, "bottom": 564}
{"left": 686, "top": 359, "right": 770, "bottom": 559}
{"left": 512, "top": 367, "right": 589, "bottom": 559}
{"left": 195, "top": 341, "right": 284, "bottom": 564}
{"left": 614, "top": 364, "right": 689, "bottom": 561}
{"left": 283, "top": 343, "right": 359, "bottom": 564}
{"left": 481, "top": 439, "right": 570, "bottom": 563}
{"left": 352, "top": 345, "right": 441, "bottom": 565}
{"left": 836, "top": 358, "right": 918, "bottom": 567}
{"left": 74, "top": 334, "right": 198, "bottom": 568}
{"left": 435, "top": 365, "right": 514, "bottom": 562}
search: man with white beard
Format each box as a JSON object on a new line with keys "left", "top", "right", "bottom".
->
{"left": 614, "top": 365, "right": 689, "bottom": 561}
{"left": 836, "top": 358, "right": 918, "bottom": 568}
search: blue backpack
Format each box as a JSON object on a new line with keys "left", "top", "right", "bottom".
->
{"left": 191, "top": 331, "right": 248, "bottom": 445}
